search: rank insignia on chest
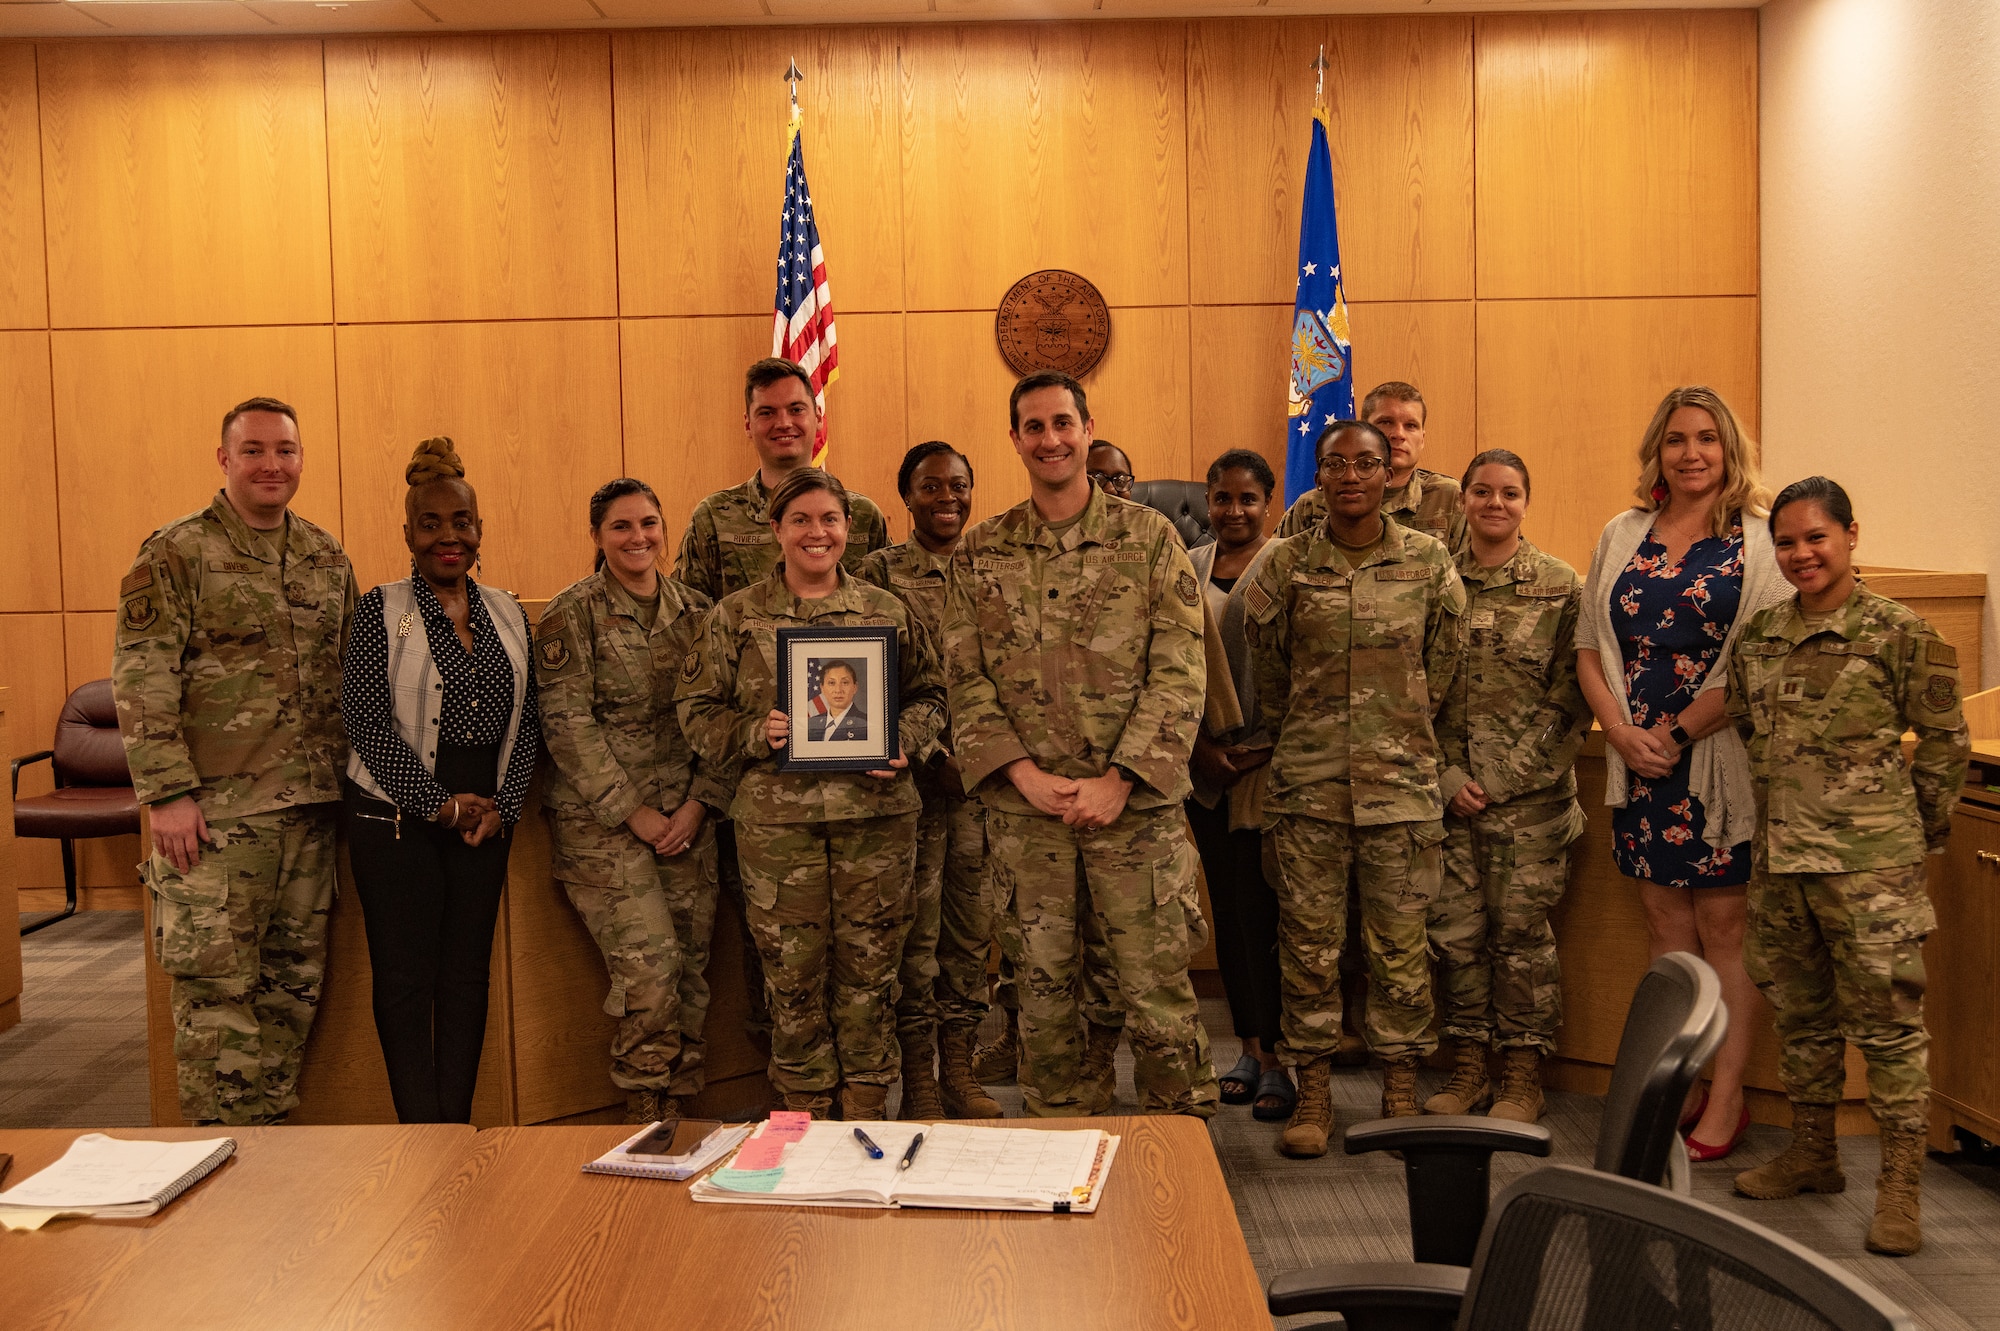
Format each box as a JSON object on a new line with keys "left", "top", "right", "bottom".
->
{"left": 1923, "top": 674, "right": 1958, "bottom": 711}
{"left": 121, "top": 594, "right": 157, "bottom": 632}
{"left": 1176, "top": 571, "right": 1199, "bottom": 607}
{"left": 538, "top": 635, "right": 572, "bottom": 672}
{"left": 286, "top": 587, "right": 315, "bottom": 608}
{"left": 1778, "top": 677, "right": 1805, "bottom": 703}
{"left": 1470, "top": 609, "right": 1497, "bottom": 630}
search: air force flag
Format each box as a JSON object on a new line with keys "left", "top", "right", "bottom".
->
{"left": 1284, "top": 108, "right": 1355, "bottom": 507}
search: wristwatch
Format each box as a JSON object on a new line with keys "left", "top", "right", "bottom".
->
{"left": 1112, "top": 764, "right": 1143, "bottom": 788}
{"left": 1668, "top": 722, "right": 1693, "bottom": 749}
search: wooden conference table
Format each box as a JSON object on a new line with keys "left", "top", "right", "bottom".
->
{"left": 3, "top": 1116, "right": 1267, "bottom": 1331}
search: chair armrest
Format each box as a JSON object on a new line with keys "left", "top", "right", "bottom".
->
{"left": 1268, "top": 1261, "right": 1469, "bottom": 1318}
{"left": 11, "top": 750, "right": 54, "bottom": 799}
{"left": 1344, "top": 1114, "right": 1553, "bottom": 1157}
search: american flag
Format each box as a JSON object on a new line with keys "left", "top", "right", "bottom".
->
{"left": 774, "top": 112, "right": 838, "bottom": 465}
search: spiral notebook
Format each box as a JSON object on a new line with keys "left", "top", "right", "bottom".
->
{"left": 0, "top": 1134, "right": 236, "bottom": 1225}
{"left": 689, "top": 1121, "right": 1118, "bottom": 1213}
{"left": 581, "top": 1119, "right": 753, "bottom": 1182}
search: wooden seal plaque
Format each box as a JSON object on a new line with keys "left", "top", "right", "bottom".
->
{"left": 995, "top": 270, "right": 1111, "bottom": 378}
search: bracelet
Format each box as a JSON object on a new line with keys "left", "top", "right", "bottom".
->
{"left": 447, "top": 796, "right": 461, "bottom": 827}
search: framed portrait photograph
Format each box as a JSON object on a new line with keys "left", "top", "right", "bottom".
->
{"left": 776, "top": 625, "right": 901, "bottom": 773}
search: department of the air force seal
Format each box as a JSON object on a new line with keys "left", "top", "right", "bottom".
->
{"left": 996, "top": 270, "right": 1111, "bottom": 379}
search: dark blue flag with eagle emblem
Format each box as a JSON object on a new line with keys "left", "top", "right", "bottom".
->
{"left": 1284, "top": 107, "right": 1355, "bottom": 507}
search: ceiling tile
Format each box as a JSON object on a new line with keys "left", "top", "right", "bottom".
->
{"left": 58, "top": 2, "right": 273, "bottom": 34}
{"left": 245, "top": 0, "right": 438, "bottom": 30}
{"left": 0, "top": 3, "right": 108, "bottom": 35}
{"left": 419, "top": 0, "right": 602, "bottom": 22}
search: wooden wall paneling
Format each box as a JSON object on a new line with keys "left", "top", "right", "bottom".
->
{"left": 334, "top": 320, "right": 623, "bottom": 599}
{"left": 62, "top": 610, "right": 139, "bottom": 891}
{"left": 900, "top": 22, "right": 1189, "bottom": 311}
{"left": 1187, "top": 16, "right": 1473, "bottom": 306}
{"left": 903, "top": 306, "right": 1192, "bottom": 524}
{"left": 0, "top": 330, "right": 58, "bottom": 611}
{"left": 619, "top": 314, "right": 773, "bottom": 545}
{"left": 0, "top": 613, "right": 67, "bottom": 891}
{"left": 325, "top": 34, "right": 618, "bottom": 323}
{"left": 37, "top": 41, "right": 333, "bottom": 329}
{"left": 1475, "top": 296, "right": 1759, "bottom": 572}
{"left": 51, "top": 326, "right": 341, "bottom": 614}
{"left": 0, "top": 44, "right": 45, "bottom": 329}
{"left": 1475, "top": 11, "right": 1758, "bottom": 300}
{"left": 0, "top": 690, "right": 18, "bottom": 1031}
{"left": 820, "top": 311, "right": 908, "bottom": 540}
{"left": 1189, "top": 300, "right": 1475, "bottom": 514}
{"left": 613, "top": 27, "right": 903, "bottom": 317}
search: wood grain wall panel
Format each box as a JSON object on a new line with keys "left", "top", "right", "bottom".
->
{"left": 1, "top": 613, "right": 67, "bottom": 890}
{"left": 38, "top": 41, "right": 333, "bottom": 329}
{"left": 1190, "top": 300, "right": 1474, "bottom": 513}
{"left": 1476, "top": 296, "right": 1760, "bottom": 572}
{"left": 904, "top": 305, "right": 1191, "bottom": 521}
{"left": 619, "top": 314, "right": 773, "bottom": 544}
{"left": 1188, "top": 17, "right": 1473, "bottom": 306}
{"left": 900, "top": 23, "right": 1188, "bottom": 311}
{"left": 613, "top": 28, "right": 902, "bottom": 317}
{"left": 325, "top": 34, "right": 618, "bottom": 322}
{"left": 52, "top": 326, "right": 342, "bottom": 613}
{"left": 819, "top": 311, "right": 908, "bottom": 538}
{"left": 0, "top": 331, "right": 58, "bottom": 612}
{"left": 334, "top": 320, "right": 623, "bottom": 599}
{"left": 0, "top": 45, "right": 44, "bottom": 329}
{"left": 1475, "top": 11, "right": 1758, "bottom": 300}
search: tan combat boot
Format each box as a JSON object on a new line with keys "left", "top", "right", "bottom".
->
{"left": 1381, "top": 1055, "right": 1423, "bottom": 1119}
{"left": 781, "top": 1090, "right": 835, "bottom": 1120}
{"left": 938, "top": 1025, "right": 1001, "bottom": 1119}
{"left": 1424, "top": 1039, "right": 1493, "bottom": 1115}
{"left": 624, "top": 1088, "right": 678, "bottom": 1125}
{"left": 972, "top": 1009, "right": 1020, "bottom": 1084}
{"left": 1487, "top": 1047, "right": 1545, "bottom": 1124}
{"left": 840, "top": 1083, "right": 890, "bottom": 1122}
{"left": 1866, "top": 1126, "right": 1926, "bottom": 1256}
{"left": 1280, "top": 1058, "right": 1335, "bottom": 1158}
{"left": 1734, "top": 1102, "right": 1845, "bottom": 1199}
{"left": 1078, "top": 1020, "right": 1123, "bottom": 1115}
{"left": 898, "top": 1031, "right": 947, "bottom": 1121}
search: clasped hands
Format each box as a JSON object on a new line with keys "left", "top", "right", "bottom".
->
{"left": 765, "top": 709, "right": 909, "bottom": 780}
{"left": 1007, "top": 758, "right": 1132, "bottom": 829}
{"left": 1606, "top": 720, "right": 1684, "bottom": 780}
{"left": 625, "top": 800, "right": 707, "bottom": 857}
{"left": 435, "top": 793, "right": 503, "bottom": 846}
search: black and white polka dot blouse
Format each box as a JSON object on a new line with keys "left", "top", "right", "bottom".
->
{"left": 341, "top": 569, "right": 541, "bottom": 825}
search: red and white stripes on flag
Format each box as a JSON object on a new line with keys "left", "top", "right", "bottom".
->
{"left": 773, "top": 112, "right": 839, "bottom": 466}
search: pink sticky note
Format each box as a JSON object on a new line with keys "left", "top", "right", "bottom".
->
{"left": 733, "top": 1136, "right": 787, "bottom": 1170}
{"left": 766, "top": 1111, "right": 812, "bottom": 1140}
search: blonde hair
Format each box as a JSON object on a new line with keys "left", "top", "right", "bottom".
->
{"left": 406, "top": 436, "right": 466, "bottom": 487}
{"left": 1632, "top": 386, "right": 1769, "bottom": 539}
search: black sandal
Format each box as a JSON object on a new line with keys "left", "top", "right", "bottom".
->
{"left": 1219, "top": 1054, "right": 1261, "bottom": 1105}
{"left": 1251, "top": 1067, "right": 1297, "bottom": 1122}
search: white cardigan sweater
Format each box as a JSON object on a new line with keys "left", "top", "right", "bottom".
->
{"left": 1575, "top": 508, "right": 1788, "bottom": 850}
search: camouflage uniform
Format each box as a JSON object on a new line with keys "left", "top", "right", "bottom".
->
{"left": 1277, "top": 467, "right": 1468, "bottom": 552}
{"left": 1429, "top": 540, "right": 1590, "bottom": 1053}
{"left": 943, "top": 486, "right": 1218, "bottom": 1117}
{"left": 1728, "top": 583, "right": 1969, "bottom": 1133}
{"left": 672, "top": 470, "right": 892, "bottom": 1043}
{"left": 113, "top": 491, "right": 358, "bottom": 1125}
{"left": 676, "top": 568, "right": 945, "bottom": 1094}
{"left": 535, "top": 570, "right": 728, "bottom": 1098}
{"left": 1245, "top": 515, "right": 1466, "bottom": 1064}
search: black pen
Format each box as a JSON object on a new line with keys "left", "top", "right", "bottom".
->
{"left": 852, "top": 1128, "right": 884, "bottom": 1159}
{"left": 899, "top": 1132, "right": 924, "bottom": 1172}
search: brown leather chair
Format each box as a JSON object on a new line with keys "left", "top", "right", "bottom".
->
{"left": 12, "top": 679, "right": 140, "bottom": 936}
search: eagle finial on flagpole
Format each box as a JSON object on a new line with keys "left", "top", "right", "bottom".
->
{"left": 1311, "top": 44, "right": 1329, "bottom": 110}
{"left": 785, "top": 57, "right": 803, "bottom": 117}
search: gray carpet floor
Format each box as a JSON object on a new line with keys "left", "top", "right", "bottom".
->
{"left": 7, "top": 913, "right": 1999, "bottom": 1328}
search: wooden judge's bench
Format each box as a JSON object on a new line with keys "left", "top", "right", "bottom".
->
{"left": 137, "top": 571, "right": 2000, "bottom": 1146}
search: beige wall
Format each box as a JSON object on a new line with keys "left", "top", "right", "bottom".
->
{"left": 1761, "top": 0, "right": 2000, "bottom": 686}
{"left": 0, "top": 13, "right": 1758, "bottom": 889}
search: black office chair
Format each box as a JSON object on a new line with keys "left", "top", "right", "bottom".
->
{"left": 1130, "top": 479, "right": 1212, "bottom": 547}
{"left": 12, "top": 679, "right": 141, "bottom": 936}
{"left": 1334, "top": 952, "right": 1726, "bottom": 1272}
{"left": 1270, "top": 1164, "right": 1913, "bottom": 1331}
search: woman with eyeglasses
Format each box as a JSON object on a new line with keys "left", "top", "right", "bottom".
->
{"left": 1244, "top": 420, "right": 1467, "bottom": 1159}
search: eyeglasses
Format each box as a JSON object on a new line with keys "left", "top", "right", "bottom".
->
{"left": 1090, "top": 471, "right": 1135, "bottom": 493}
{"left": 1318, "top": 456, "right": 1386, "bottom": 479}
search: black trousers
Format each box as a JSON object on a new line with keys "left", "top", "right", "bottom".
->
{"left": 344, "top": 743, "right": 511, "bottom": 1124}
{"left": 1186, "top": 796, "right": 1283, "bottom": 1047}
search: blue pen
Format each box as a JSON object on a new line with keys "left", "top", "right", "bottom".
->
{"left": 852, "top": 1128, "right": 884, "bottom": 1159}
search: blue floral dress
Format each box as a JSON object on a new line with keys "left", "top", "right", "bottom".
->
{"left": 1609, "top": 523, "right": 1752, "bottom": 888}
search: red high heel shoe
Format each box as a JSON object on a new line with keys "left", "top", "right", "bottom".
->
{"left": 1686, "top": 1105, "right": 1751, "bottom": 1162}
{"left": 1678, "top": 1084, "right": 1709, "bottom": 1132}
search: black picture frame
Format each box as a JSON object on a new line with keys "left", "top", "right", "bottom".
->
{"left": 775, "top": 625, "right": 900, "bottom": 773}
